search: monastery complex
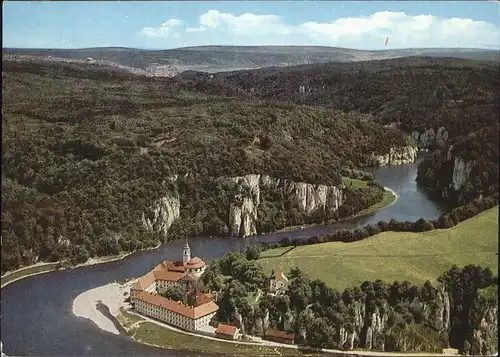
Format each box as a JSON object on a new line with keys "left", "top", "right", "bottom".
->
{"left": 128, "top": 239, "right": 293, "bottom": 342}
{"left": 130, "top": 240, "right": 225, "bottom": 334}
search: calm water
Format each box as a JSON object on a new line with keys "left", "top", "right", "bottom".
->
{"left": 0, "top": 157, "right": 448, "bottom": 356}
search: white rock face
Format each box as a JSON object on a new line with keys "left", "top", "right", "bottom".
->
{"left": 223, "top": 174, "right": 344, "bottom": 237}
{"left": 142, "top": 173, "right": 342, "bottom": 239}
{"left": 142, "top": 191, "right": 181, "bottom": 236}
{"left": 412, "top": 127, "right": 449, "bottom": 149}
{"left": 373, "top": 146, "right": 418, "bottom": 166}
{"left": 226, "top": 174, "right": 261, "bottom": 237}
{"left": 452, "top": 156, "right": 475, "bottom": 191}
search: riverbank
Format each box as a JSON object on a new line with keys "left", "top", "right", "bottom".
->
{"left": 72, "top": 280, "right": 136, "bottom": 335}
{"left": 1, "top": 187, "right": 398, "bottom": 289}
{"left": 278, "top": 186, "right": 398, "bottom": 233}
{"left": 73, "top": 280, "right": 446, "bottom": 357}
{"left": 1, "top": 242, "right": 162, "bottom": 289}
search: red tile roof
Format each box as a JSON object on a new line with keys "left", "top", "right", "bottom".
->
{"left": 195, "top": 292, "right": 214, "bottom": 307}
{"left": 136, "top": 291, "right": 219, "bottom": 319}
{"left": 133, "top": 271, "right": 156, "bottom": 291}
{"left": 216, "top": 323, "right": 238, "bottom": 336}
{"left": 265, "top": 328, "right": 295, "bottom": 341}
{"left": 272, "top": 269, "right": 288, "bottom": 282}
{"left": 186, "top": 256, "right": 206, "bottom": 269}
{"left": 164, "top": 260, "right": 186, "bottom": 273}
{"left": 153, "top": 270, "right": 186, "bottom": 282}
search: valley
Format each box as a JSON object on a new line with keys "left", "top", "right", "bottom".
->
{"left": 1, "top": 45, "right": 498, "bottom": 357}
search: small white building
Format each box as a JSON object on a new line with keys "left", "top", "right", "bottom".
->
{"left": 269, "top": 269, "right": 289, "bottom": 295}
{"left": 215, "top": 323, "right": 240, "bottom": 340}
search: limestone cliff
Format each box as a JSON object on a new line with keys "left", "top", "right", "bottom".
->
{"left": 143, "top": 173, "right": 343, "bottom": 239}
{"left": 339, "top": 300, "right": 365, "bottom": 349}
{"left": 222, "top": 174, "right": 344, "bottom": 237}
{"left": 372, "top": 146, "right": 418, "bottom": 166}
{"left": 417, "top": 147, "right": 478, "bottom": 202}
{"left": 141, "top": 178, "right": 181, "bottom": 236}
{"left": 452, "top": 156, "right": 476, "bottom": 191}
{"left": 253, "top": 310, "right": 270, "bottom": 336}
{"left": 470, "top": 291, "right": 498, "bottom": 356}
{"left": 336, "top": 287, "right": 452, "bottom": 352}
{"left": 412, "top": 127, "right": 449, "bottom": 149}
{"left": 439, "top": 154, "right": 476, "bottom": 200}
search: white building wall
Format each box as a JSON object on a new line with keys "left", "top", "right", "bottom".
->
{"left": 145, "top": 282, "right": 156, "bottom": 293}
{"left": 134, "top": 298, "right": 216, "bottom": 332}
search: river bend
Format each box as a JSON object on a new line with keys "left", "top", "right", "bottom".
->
{"left": 0, "top": 158, "right": 448, "bottom": 356}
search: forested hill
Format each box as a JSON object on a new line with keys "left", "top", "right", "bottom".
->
{"left": 188, "top": 57, "right": 500, "bottom": 137}
{"left": 2, "top": 59, "right": 409, "bottom": 273}
{"left": 183, "top": 57, "right": 500, "bottom": 205}
{"left": 4, "top": 46, "right": 499, "bottom": 73}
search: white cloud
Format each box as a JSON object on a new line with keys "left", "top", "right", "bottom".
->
{"left": 140, "top": 18, "right": 183, "bottom": 38}
{"left": 186, "top": 26, "right": 207, "bottom": 33}
{"left": 139, "top": 10, "right": 500, "bottom": 49}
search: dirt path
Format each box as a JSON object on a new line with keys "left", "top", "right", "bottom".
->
{"left": 125, "top": 309, "right": 445, "bottom": 356}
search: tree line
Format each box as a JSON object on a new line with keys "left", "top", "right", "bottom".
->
{"left": 202, "top": 248, "right": 498, "bottom": 354}
{"left": 1, "top": 60, "right": 410, "bottom": 273}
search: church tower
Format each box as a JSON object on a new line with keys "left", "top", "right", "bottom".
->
{"left": 182, "top": 239, "right": 191, "bottom": 265}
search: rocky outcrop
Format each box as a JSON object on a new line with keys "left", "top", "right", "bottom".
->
{"left": 142, "top": 173, "right": 343, "bottom": 239}
{"left": 223, "top": 174, "right": 344, "bottom": 237}
{"left": 225, "top": 174, "right": 261, "bottom": 237}
{"left": 372, "top": 146, "right": 418, "bottom": 166}
{"left": 452, "top": 156, "right": 476, "bottom": 191}
{"left": 339, "top": 300, "right": 365, "bottom": 349}
{"left": 142, "top": 179, "right": 181, "bottom": 236}
{"left": 337, "top": 288, "right": 452, "bottom": 352}
{"left": 438, "top": 287, "right": 451, "bottom": 331}
{"left": 470, "top": 295, "right": 498, "bottom": 355}
{"left": 365, "top": 307, "right": 389, "bottom": 350}
{"left": 412, "top": 127, "right": 449, "bottom": 149}
{"left": 253, "top": 310, "right": 270, "bottom": 336}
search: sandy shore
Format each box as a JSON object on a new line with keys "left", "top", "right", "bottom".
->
{"left": 72, "top": 280, "right": 136, "bottom": 335}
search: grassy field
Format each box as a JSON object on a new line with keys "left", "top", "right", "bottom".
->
{"left": 261, "top": 246, "right": 296, "bottom": 258}
{"left": 119, "top": 309, "right": 320, "bottom": 357}
{"left": 342, "top": 177, "right": 369, "bottom": 188}
{"left": 259, "top": 206, "right": 498, "bottom": 291}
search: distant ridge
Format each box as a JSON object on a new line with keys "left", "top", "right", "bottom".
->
{"left": 3, "top": 45, "right": 498, "bottom": 76}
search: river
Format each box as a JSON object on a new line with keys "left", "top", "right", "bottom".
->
{"left": 0, "top": 157, "right": 448, "bottom": 356}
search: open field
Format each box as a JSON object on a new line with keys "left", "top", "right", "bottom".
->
{"left": 261, "top": 246, "right": 296, "bottom": 258}
{"left": 121, "top": 310, "right": 320, "bottom": 357}
{"left": 259, "top": 206, "right": 498, "bottom": 290}
{"left": 342, "top": 177, "right": 369, "bottom": 188}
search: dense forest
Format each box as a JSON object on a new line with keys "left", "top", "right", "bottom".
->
{"left": 202, "top": 250, "right": 498, "bottom": 355}
{"left": 181, "top": 57, "right": 500, "bottom": 136}
{"left": 2, "top": 59, "right": 406, "bottom": 273}
{"left": 184, "top": 57, "right": 500, "bottom": 205}
{"left": 417, "top": 123, "right": 499, "bottom": 204}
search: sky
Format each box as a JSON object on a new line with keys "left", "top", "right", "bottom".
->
{"left": 3, "top": 1, "right": 500, "bottom": 50}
